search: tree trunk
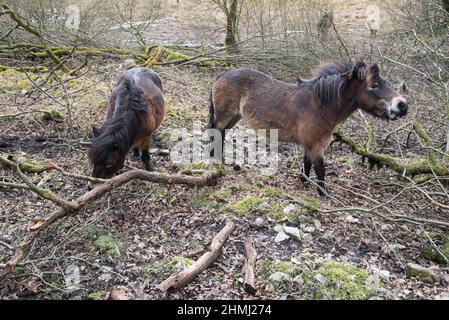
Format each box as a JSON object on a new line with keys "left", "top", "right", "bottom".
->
{"left": 225, "top": 0, "right": 240, "bottom": 49}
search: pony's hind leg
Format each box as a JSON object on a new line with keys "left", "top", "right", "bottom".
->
{"left": 209, "top": 107, "right": 240, "bottom": 161}
{"left": 141, "top": 150, "right": 152, "bottom": 171}
{"left": 209, "top": 129, "right": 225, "bottom": 160}
{"left": 139, "top": 136, "right": 153, "bottom": 171}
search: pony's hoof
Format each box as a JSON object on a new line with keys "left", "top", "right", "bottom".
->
{"left": 317, "top": 188, "right": 330, "bottom": 198}
{"left": 300, "top": 177, "right": 310, "bottom": 186}
{"left": 143, "top": 164, "right": 154, "bottom": 171}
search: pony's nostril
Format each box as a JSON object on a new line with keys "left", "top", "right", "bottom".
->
{"left": 398, "top": 101, "right": 408, "bottom": 113}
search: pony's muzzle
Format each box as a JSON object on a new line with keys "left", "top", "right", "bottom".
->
{"left": 389, "top": 97, "right": 408, "bottom": 120}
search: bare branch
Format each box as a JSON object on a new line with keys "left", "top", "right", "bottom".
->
{"left": 158, "top": 220, "right": 235, "bottom": 292}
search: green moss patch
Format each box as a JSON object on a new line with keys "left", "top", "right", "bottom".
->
{"left": 259, "top": 260, "right": 299, "bottom": 277}
{"left": 140, "top": 256, "right": 194, "bottom": 283}
{"left": 87, "top": 291, "right": 108, "bottom": 300}
{"left": 304, "top": 261, "right": 375, "bottom": 300}
{"left": 95, "top": 235, "right": 125, "bottom": 257}
{"left": 18, "top": 161, "right": 45, "bottom": 174}
{"left": 169, "top": 256, "right": 194, "bottom": 269}
{"left": 85, "top": 225, "right": 125, "bottom": 258}
{"left": 261, "top": 187, "right": 285, "bottom": 197}
{"left": 299, "top": 196, "right": 321, "bottom": 212}
{"left": 219, "top": 196, "right": 264, "bottom": 216}
{"left": 421, "top": 232, "right": 449, "bottom": 265}
{"left": 41, "top": 110, "right": 64, "bottom": 122}
{"left": 142, "top": 261, "right": 173, "bottom": 276}
{"left": 188, "top": 189, "right": 215, "bottom": 210}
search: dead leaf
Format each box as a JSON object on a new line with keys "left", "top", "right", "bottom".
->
{"left": 30, "top": 220, "right": 45, "bottom": 230}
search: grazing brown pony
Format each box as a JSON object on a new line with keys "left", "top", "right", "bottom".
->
{"left": 209, "top": 61, "right": 408, "bottom": 196}
{"left": 88, "top": 67, "right": 165, "bottom": 188}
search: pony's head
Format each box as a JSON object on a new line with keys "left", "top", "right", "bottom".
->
{"left": 88, "top": 126, "right": 126, "bottom": 188}
{"left": 344, "top": 62, "right": 408, "bottom": 120}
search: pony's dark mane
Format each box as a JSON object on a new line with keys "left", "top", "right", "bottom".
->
{"left": 88, "top": 77, "right": 148, "bottom": 165}
{"left": 308, "top": 62, "right": 355, "bottom": 108}
{"left": 315, "top": 62, "right": 353, "bottom": 78}
{"left": 298, "top": 61, "right": 370, "bottom": 108}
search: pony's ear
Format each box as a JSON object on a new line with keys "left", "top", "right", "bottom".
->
{"left": 346, "top": 62, "right": 368, "bottom": 81}
{"left": 369, "top": 63, "right": 380, "bottom": 77}
{"left": 346, "top": 65, "right": 359, "bottom": 80}
{"left": 92, "top": 126, "right": 101, "bottom": 137}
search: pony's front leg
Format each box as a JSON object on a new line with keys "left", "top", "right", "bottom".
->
{"left": 300, "top": 151, "right": 312, "bottom": 185}
{"left": 313, "top": 158, "right": 329, "bottom": 197}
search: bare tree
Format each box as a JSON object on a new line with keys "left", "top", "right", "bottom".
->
{"left": 111, "top": 0, "right": 165, "bottom": 50}
{"left": 317, "top": 10, "right": 333, "bottom": 40}
{"left": 209, "top": 0, "right": 244, "bottom": 48}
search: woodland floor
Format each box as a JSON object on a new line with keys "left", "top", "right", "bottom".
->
{"left": 0, "top": 58, "right": 448, "bottom": 300}
{"left": 0, "top": 0, "right": 448, "bottom": 301}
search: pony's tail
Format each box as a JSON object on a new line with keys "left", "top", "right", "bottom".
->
{"left": 122, "top": 77, "right": 147, "bottom": 114}
{"left": 123, "top": 77, "right": 135, "bottom": 91}
{"left": 208, "top": 90, "right": 216, "bottom": 129}
{"left": 208, "top": 72, "right": 227, "bottom": 129}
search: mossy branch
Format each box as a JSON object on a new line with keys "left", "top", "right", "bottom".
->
{"left": 366, "top": 126, "right": 376, "bottom": 150}
{"left": 0, "top": 41, "right": 228, "bottom": 70}
{"left": 0, "top": 155, "right": 223, "bottom": 282}
{"left": 0, "top": 155, "right": 78, "bottom": 208}
{"left": 0, "top": 65, "right": 48, "bottom": 73}
{"left": 333, "top": 129, "right": 449, "bottom": 178}
{"left": 0, "top": 4, "right": 70, "bottom": 73}
{"left": 413, "top": 123, "right": 437, "bottom": 165}
{"left": 144, "top": 46, "right": 230, "bottom": 67}
{"left": 0, "top": 154, "right": 49, "bottom": 173}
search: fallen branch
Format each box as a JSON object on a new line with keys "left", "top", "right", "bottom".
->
{"left": 0, "top": 154, "right": 57, "bottom": 174}
{"left": 157, "top": 220, "right": 235, "bottom": 292}
{"left": 413, "top": 123, "right": 437, "bottom": 165}
{"left": 243, "top": 238, "right": 257, "bottom": 295}
{"left": 0, "top": 42, "right": 228, "bottom": 68}
{"left": 0, "top": 162, "right": 222, "bottom": 282}
{"left": 0, "top": 64, "right": 48, "bottom": 73}
{"left": 333, "top": 129, "right": 449, "bottom": 177}
{"left": 0, "top": 4, "right": 71, "bottom": 73}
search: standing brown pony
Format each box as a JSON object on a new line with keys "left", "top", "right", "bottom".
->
{"left": 209, "top": 61, "right": 408, "bottom": 196}
{"left": 88, "top": 67, "right": 165, "bottom": 188}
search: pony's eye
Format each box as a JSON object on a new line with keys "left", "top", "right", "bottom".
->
{"left": 371, "top": 83, "right": 379, "bottom": 89}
